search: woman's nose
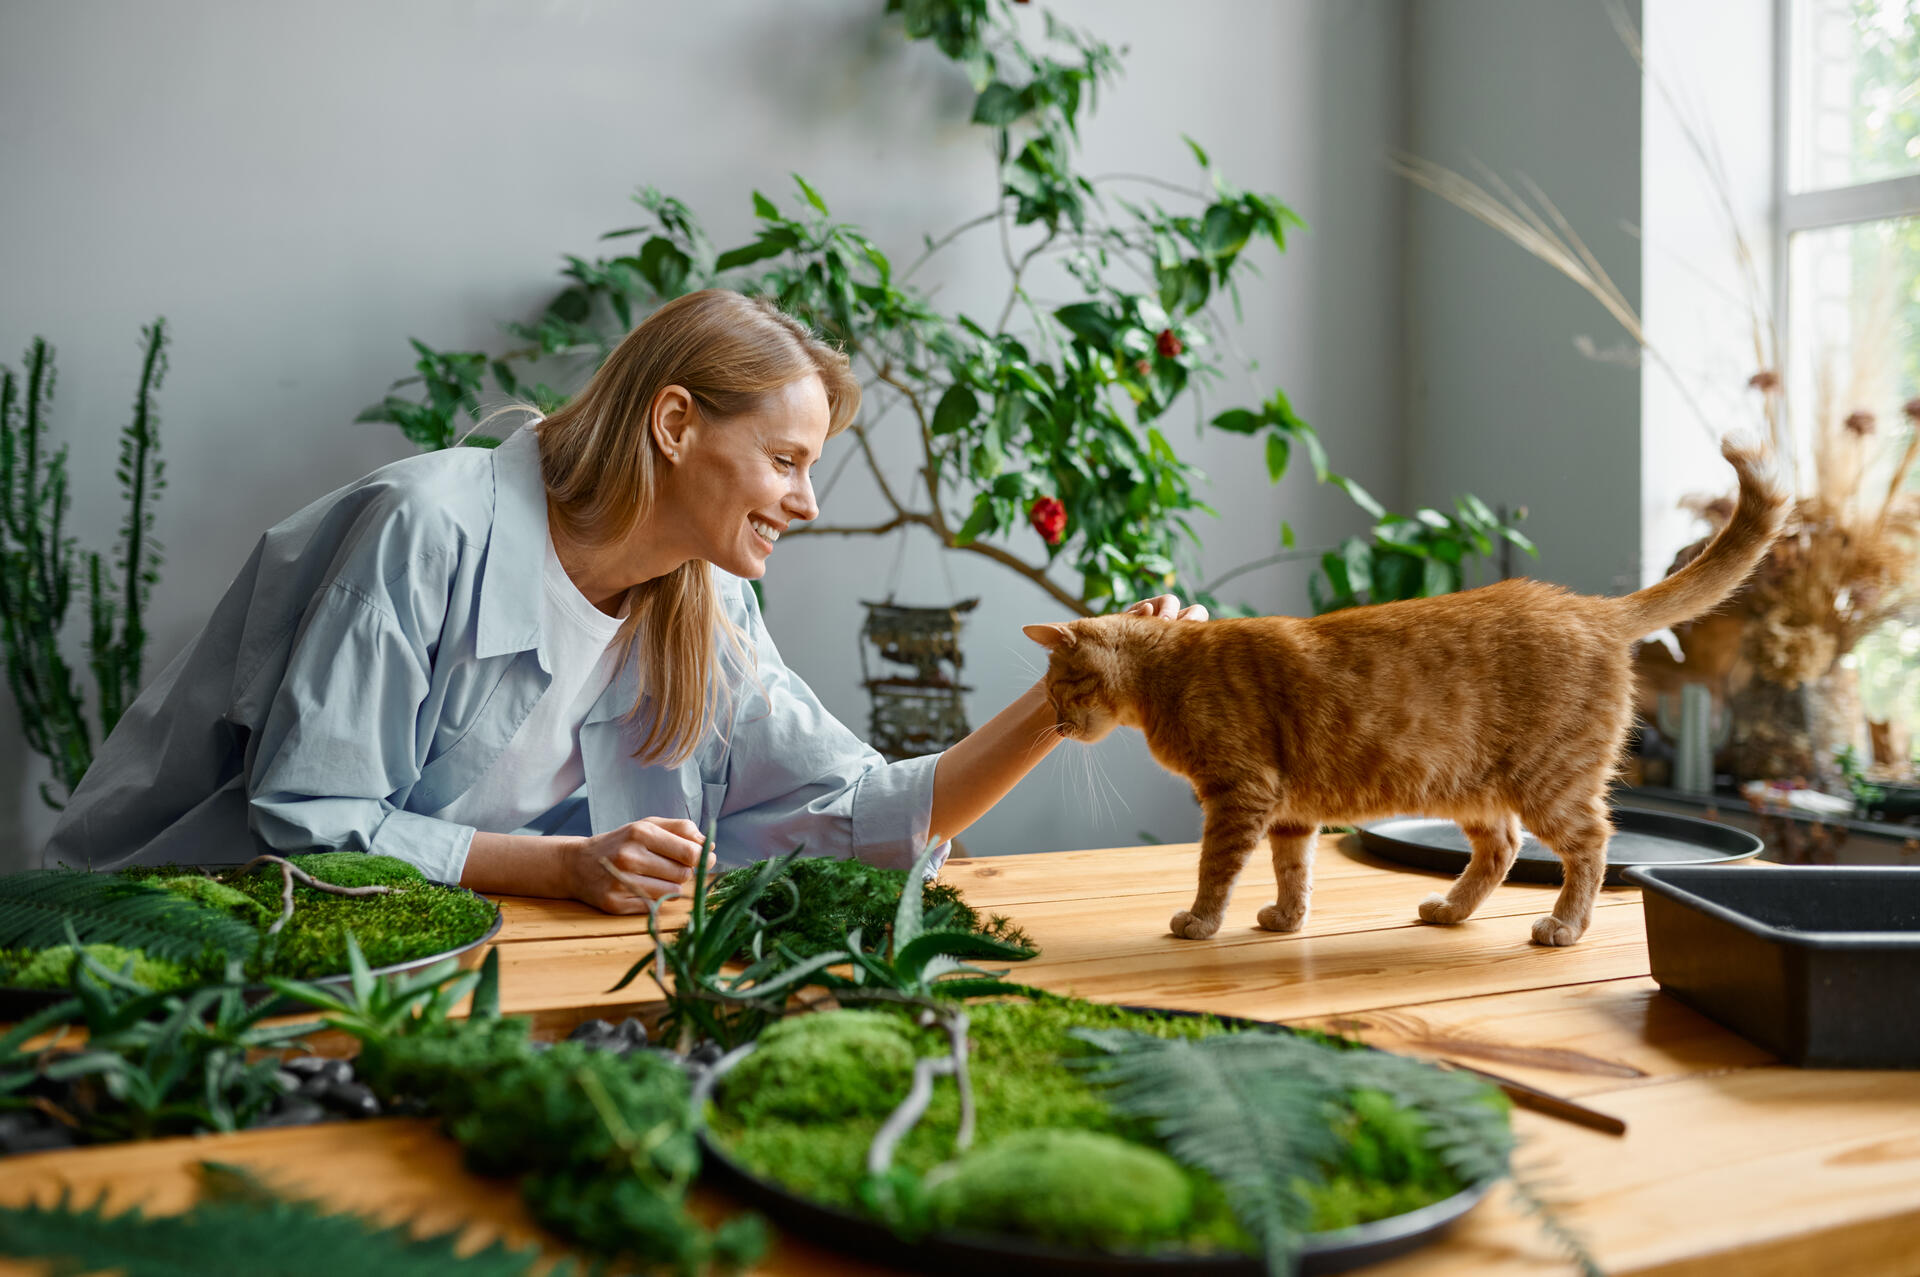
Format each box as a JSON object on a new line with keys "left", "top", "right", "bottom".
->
{"left": 787, "top": 473, "right": 819, "bottom": 523}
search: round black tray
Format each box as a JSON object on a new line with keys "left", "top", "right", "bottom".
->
{"left": 0, "top": 874, "right": 502, "bottom": 1019}
{"left": 1357, "top": 806, "right": 1763, "bottom": 887}
{"left": 691, "top": 1008, "right": 1495, "bottom": 1276}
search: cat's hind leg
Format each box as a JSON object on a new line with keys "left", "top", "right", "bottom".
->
{"left": 1418, "top": 814, "right": 1522, "bottom": 926}
{"left": 1255, "top": 823, "right": 1316, "bottom": 932}
{"left": 1521, "top": 796, "right": 1611, "bottom": 946}
{"left": 1170, "top": 793, "right": 1270, "bottom": 940}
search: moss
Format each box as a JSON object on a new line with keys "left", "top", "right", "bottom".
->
{"left": 927, "top": 1130, "right": 1195, "bottom": 1250}
{"left": 720, "top": 1010, "right": 919, "bottom": 1125}
{"left": 154, "top": 875, "right": 272, "bottom": 924}
{"left": 709, "top": 1000, "right": 1470, "bottom": 1256}
{"left": 3, "top": 943, "right": 190, "bottom": 991}
{"left": 201, "top": 853, "right": 492, "bottom": 981}
{"left": 706, "top": 857, "right": 1033, "bottom": 961}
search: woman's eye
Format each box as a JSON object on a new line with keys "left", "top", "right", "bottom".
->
{"left": 774, "top": 456, "right": 795, "bottom": 471}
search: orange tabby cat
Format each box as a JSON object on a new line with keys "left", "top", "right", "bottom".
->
{"left": 1024, "top": 439, "right": 1786, "bottom": 948}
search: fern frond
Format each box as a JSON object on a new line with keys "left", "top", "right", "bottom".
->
{"left": 0, "top": 1162, "right": 558, "bottom": 1276}
{"left": 1072, "top": 1030, "right": 1347, "bottom": 1273}
{"left": 0, "top": 870, "right": 258, "bottom": 966}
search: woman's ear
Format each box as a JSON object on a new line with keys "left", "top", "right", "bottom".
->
{"left": 651, "top": 384, "right": 695, "bottom": 463}
{"left": 1022, "top": 622, "right": 1077, "bottom": 651}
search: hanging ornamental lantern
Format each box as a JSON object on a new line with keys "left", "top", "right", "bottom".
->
{"left": 858, "top": 597, "right": 980, "bottom": 762}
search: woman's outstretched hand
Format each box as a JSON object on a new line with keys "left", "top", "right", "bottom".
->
{"left": 568, "top": 817, "right": 717, "bottom": 913}
{"left": 1124, "top": 593, "right": 1209, "bottom": 621}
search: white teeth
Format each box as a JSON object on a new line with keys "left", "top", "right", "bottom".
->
{"left": 750, "top": 518, "right": 780, "bottom": 543}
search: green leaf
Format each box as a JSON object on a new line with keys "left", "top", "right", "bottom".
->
{"left": 1209, "top": 408, "right": 1260, "bottom": 435}
{"left": 1332, "top": 475, "right": 1386, "bottom": 519}
{"left": 891, "top": 842, "right": 944, "bottom": 954}
{"left": 751, "top": 190, "right": 780, "bottom": 220}
{"left": 1422, "top": 557, "right": 1459, "bottom": 597}
{"left": 714, "top": 237, "right": 790, "bottom": 273}
{"left": 637, "top": 237, "right": 692, "bottom": 296}
{"left": 1053, "top": 302, "right": 1118, "bottom": 350}
{"left": 547, "top": 288, "right": 591, "bottom": 324}
{"left": 955, "top": 494, "right": 996, "bottom": 546}
{"left": 1280, "top": 522, "right": 1295, "bottom": 550}
{"left": 1264, "top": 434, "right": 1289, "bottom": 483}
{"left": 471, "top": 947, "right": 500, "bottom": 1021}
{"left": 932, "top": 385, "right": 979, "bottom": 437}
{"left": 792, "top": 173, "right": 830, "bottom": 215}
{"left": 972, "top": 81, "right": 1025, "bottom": 125}
{"left": 1182, "top": 134, "right": 1211, "bottom": 168}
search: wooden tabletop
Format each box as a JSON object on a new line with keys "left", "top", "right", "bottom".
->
{"left": 6, "top": 837, "right": 1919, "bottom": 1277}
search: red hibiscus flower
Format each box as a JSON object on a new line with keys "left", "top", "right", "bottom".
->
{"left": 1029, "top": 496, "right": 1067, "bottom": 546}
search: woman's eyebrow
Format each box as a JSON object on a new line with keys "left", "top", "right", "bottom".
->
{"left": 774, "top": 439, "right": 816, "bottom": 463}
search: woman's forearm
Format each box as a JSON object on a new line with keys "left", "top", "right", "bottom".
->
{"left": 928, "top": 679, "right": 1062, "bottom": 843}
{"left": 461, "top": 830, "right": 582, "bottom": 898}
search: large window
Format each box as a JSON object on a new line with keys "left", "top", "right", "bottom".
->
{"left": 1780, "top": 0, "right": 1920, "bottom": 751}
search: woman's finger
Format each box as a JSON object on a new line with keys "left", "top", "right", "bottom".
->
{"left": 599, "top": 855, "right": 684, "bottom": 901}
{"left": 631, "top": 821, "right": 706, "bottom": 867}
{"left": 1177, "top": 603, "right": 1209, "bottom": 621}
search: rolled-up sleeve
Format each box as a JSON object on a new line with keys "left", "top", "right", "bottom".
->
{"left": 712, "top": 582, "right": 949, "bottom": 874}
{"left": 246, "top": 583, "right": 476, "bottom": 883}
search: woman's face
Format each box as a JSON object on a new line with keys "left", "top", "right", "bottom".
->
{"left": 657, "top": 374, "right": 829, "bottom": 580}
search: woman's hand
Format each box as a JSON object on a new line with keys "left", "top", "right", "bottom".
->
{"left": 1124, "top": 593, "right": 1209, "bottom": 621}
{"left": 565, "top": 817, "right": 718, "bottom": 914}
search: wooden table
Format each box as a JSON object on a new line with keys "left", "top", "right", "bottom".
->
{"left": 5, "top": 837, "right": 1919, "bottom": 1277}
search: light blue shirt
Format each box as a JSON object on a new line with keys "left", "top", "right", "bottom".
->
{"left": 43, "top": 426, "right": 948, "bottom": 882}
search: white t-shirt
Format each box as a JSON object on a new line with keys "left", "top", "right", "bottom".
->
{"left": 432, "top": 527, "right": 628, "bottom": 833}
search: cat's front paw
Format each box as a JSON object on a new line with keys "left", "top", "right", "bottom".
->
{"left": 1418, "top": 893, "right": 1471, "bottom": 926}
{"left": 1169, "top": 909, "right": 1221, "bottom": 940}
{"left": 1530, "top": 915, "right": 1584, "bottom": 947}
{"left": 1256, "top": 902, "right": 1307, "bottom": 933}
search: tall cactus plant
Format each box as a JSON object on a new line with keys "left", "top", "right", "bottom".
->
{"left": 0, "top": 320, "right": 169, "bottom": 808}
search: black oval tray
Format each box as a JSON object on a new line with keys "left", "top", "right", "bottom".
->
{"left": 1358, "top": 806, "right": 1762, "bottom": 886}
{"left": 691, "top": 1007, "right": 1495, "bottom": 1275}
{"left": 0, "top": 873, "right": 502, "bottom": 1019}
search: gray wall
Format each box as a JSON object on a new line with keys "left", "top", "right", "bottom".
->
{"left": 0, "top": 0, "right": 1415, "bottom": 867}
{"left": 1403, "top": 0, "right": 1645, "bottom": 597}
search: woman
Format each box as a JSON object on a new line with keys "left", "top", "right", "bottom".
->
{"left": 44, "top": 290, "right": 1205, "bottom": 912}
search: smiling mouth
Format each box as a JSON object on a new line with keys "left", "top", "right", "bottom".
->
{"left": 749, "top": 516, "right": 782, "bottom": 547}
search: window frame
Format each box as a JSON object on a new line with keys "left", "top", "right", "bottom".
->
{"left": 1770, "top": 0, "right": 1920, "bottom": 363}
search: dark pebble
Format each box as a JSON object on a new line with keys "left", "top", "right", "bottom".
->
{"left": 566, "top": 1018, "right": 617, "bottom": 1048}
{"left": 320, "top": 1081, "right": 382, "bottom": 1119}
{"left": 686, "top": 1041, "right": 724, "bottom": 1068}
{"left": 252, "top": 1095, "right": 329, "bottom": 1129}
{"left": 0, "top": 1112, "right": 78, "bottom": 1155}
{"left": 283, "top": 1057, "right": 354, "bottom": 1087}
{"left": 292, "top": 1060, "right": 355, "bottom": 1093}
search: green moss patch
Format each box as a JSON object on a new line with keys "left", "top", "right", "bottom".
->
{"left": 708, "top": 1001, "right": 1472, "bottom": 1257}
{"left": 706, "top": 857, "right": 1033, "bottom": 961}
{"left": 0, "top": 855, "right": 497, "bottom": 992}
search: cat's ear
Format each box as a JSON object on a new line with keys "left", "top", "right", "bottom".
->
{"left": 1022, "top": 622, "right": 1078, "bottom": 651}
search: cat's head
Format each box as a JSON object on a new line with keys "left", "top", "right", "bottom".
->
{"left": 1021, "top": 617, "right": 1142, "bottom": 743}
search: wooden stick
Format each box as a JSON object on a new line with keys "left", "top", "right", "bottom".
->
{"left": 1438, "top": 1059, "right": 1628, "bottom": 1136}
{"left": 238, "top": 855, "right": 395, "bottom": 937}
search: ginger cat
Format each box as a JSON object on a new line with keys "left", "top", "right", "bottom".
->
{"left": 1024, "top": 440, "right": 1786, "bottom": 948}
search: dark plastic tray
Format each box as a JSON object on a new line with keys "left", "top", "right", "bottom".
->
{"left": 1359, "top": 807, "right": 1762, "bottom": 886}
{"left": 691, "top": 1008, "right": 1494, "bottom": 1275}
{"left": 1625, "top": 864, "right": 1920, "bottom": 1068}
{"left": 0, "top": 874, "right": 501, "bottom": 1019}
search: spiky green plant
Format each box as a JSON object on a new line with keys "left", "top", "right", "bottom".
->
{"left": 0, "top": 1161, "right": 559, "bottom": 1276}
{"left": 0, "top": 321, "right": 168, "bottom": 811}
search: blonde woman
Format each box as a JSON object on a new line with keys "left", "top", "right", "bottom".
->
{"left": 46, "top": 290, "right": 1206, "bottom": 912}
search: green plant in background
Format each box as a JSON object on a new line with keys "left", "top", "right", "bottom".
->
{"left": 0, "top": 321, "right": 168, "bottom": 810}
{"left": 362, "top": 1, "right": 1527, "bottom": 619}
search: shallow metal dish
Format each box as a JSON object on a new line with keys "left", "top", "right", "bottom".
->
{"left": 1358, "top": 806, "right": 1763, "bottom": 886}
{"left": 691, "top": 1007, "right": 1495, "bottom": 1275}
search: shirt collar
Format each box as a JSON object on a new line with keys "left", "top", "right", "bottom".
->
{"left": 475, "top": 424, "right": 549, "bottom": 660}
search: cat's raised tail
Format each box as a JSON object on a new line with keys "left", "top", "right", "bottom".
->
{"left": 1612, "top": 438, "right": 1790, "bottom": 639}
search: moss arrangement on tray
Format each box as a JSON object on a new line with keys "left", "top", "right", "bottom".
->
{"left": 0, "top": 853, "right": 497, "bottom": 992}
{"left": 706, "top": 1000, "right": 1492, "bottom": 1259}
{"left": 704, "top": 856, "right": 1033, "bottom": 961}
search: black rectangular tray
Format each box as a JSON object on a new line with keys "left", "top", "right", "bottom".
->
{"left": 1625, "top": 865, "right": 1920, "bottom": 1068}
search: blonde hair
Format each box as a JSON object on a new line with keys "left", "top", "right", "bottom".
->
{"left": 531, "top": 289, "right": 861, "bottom": 767}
